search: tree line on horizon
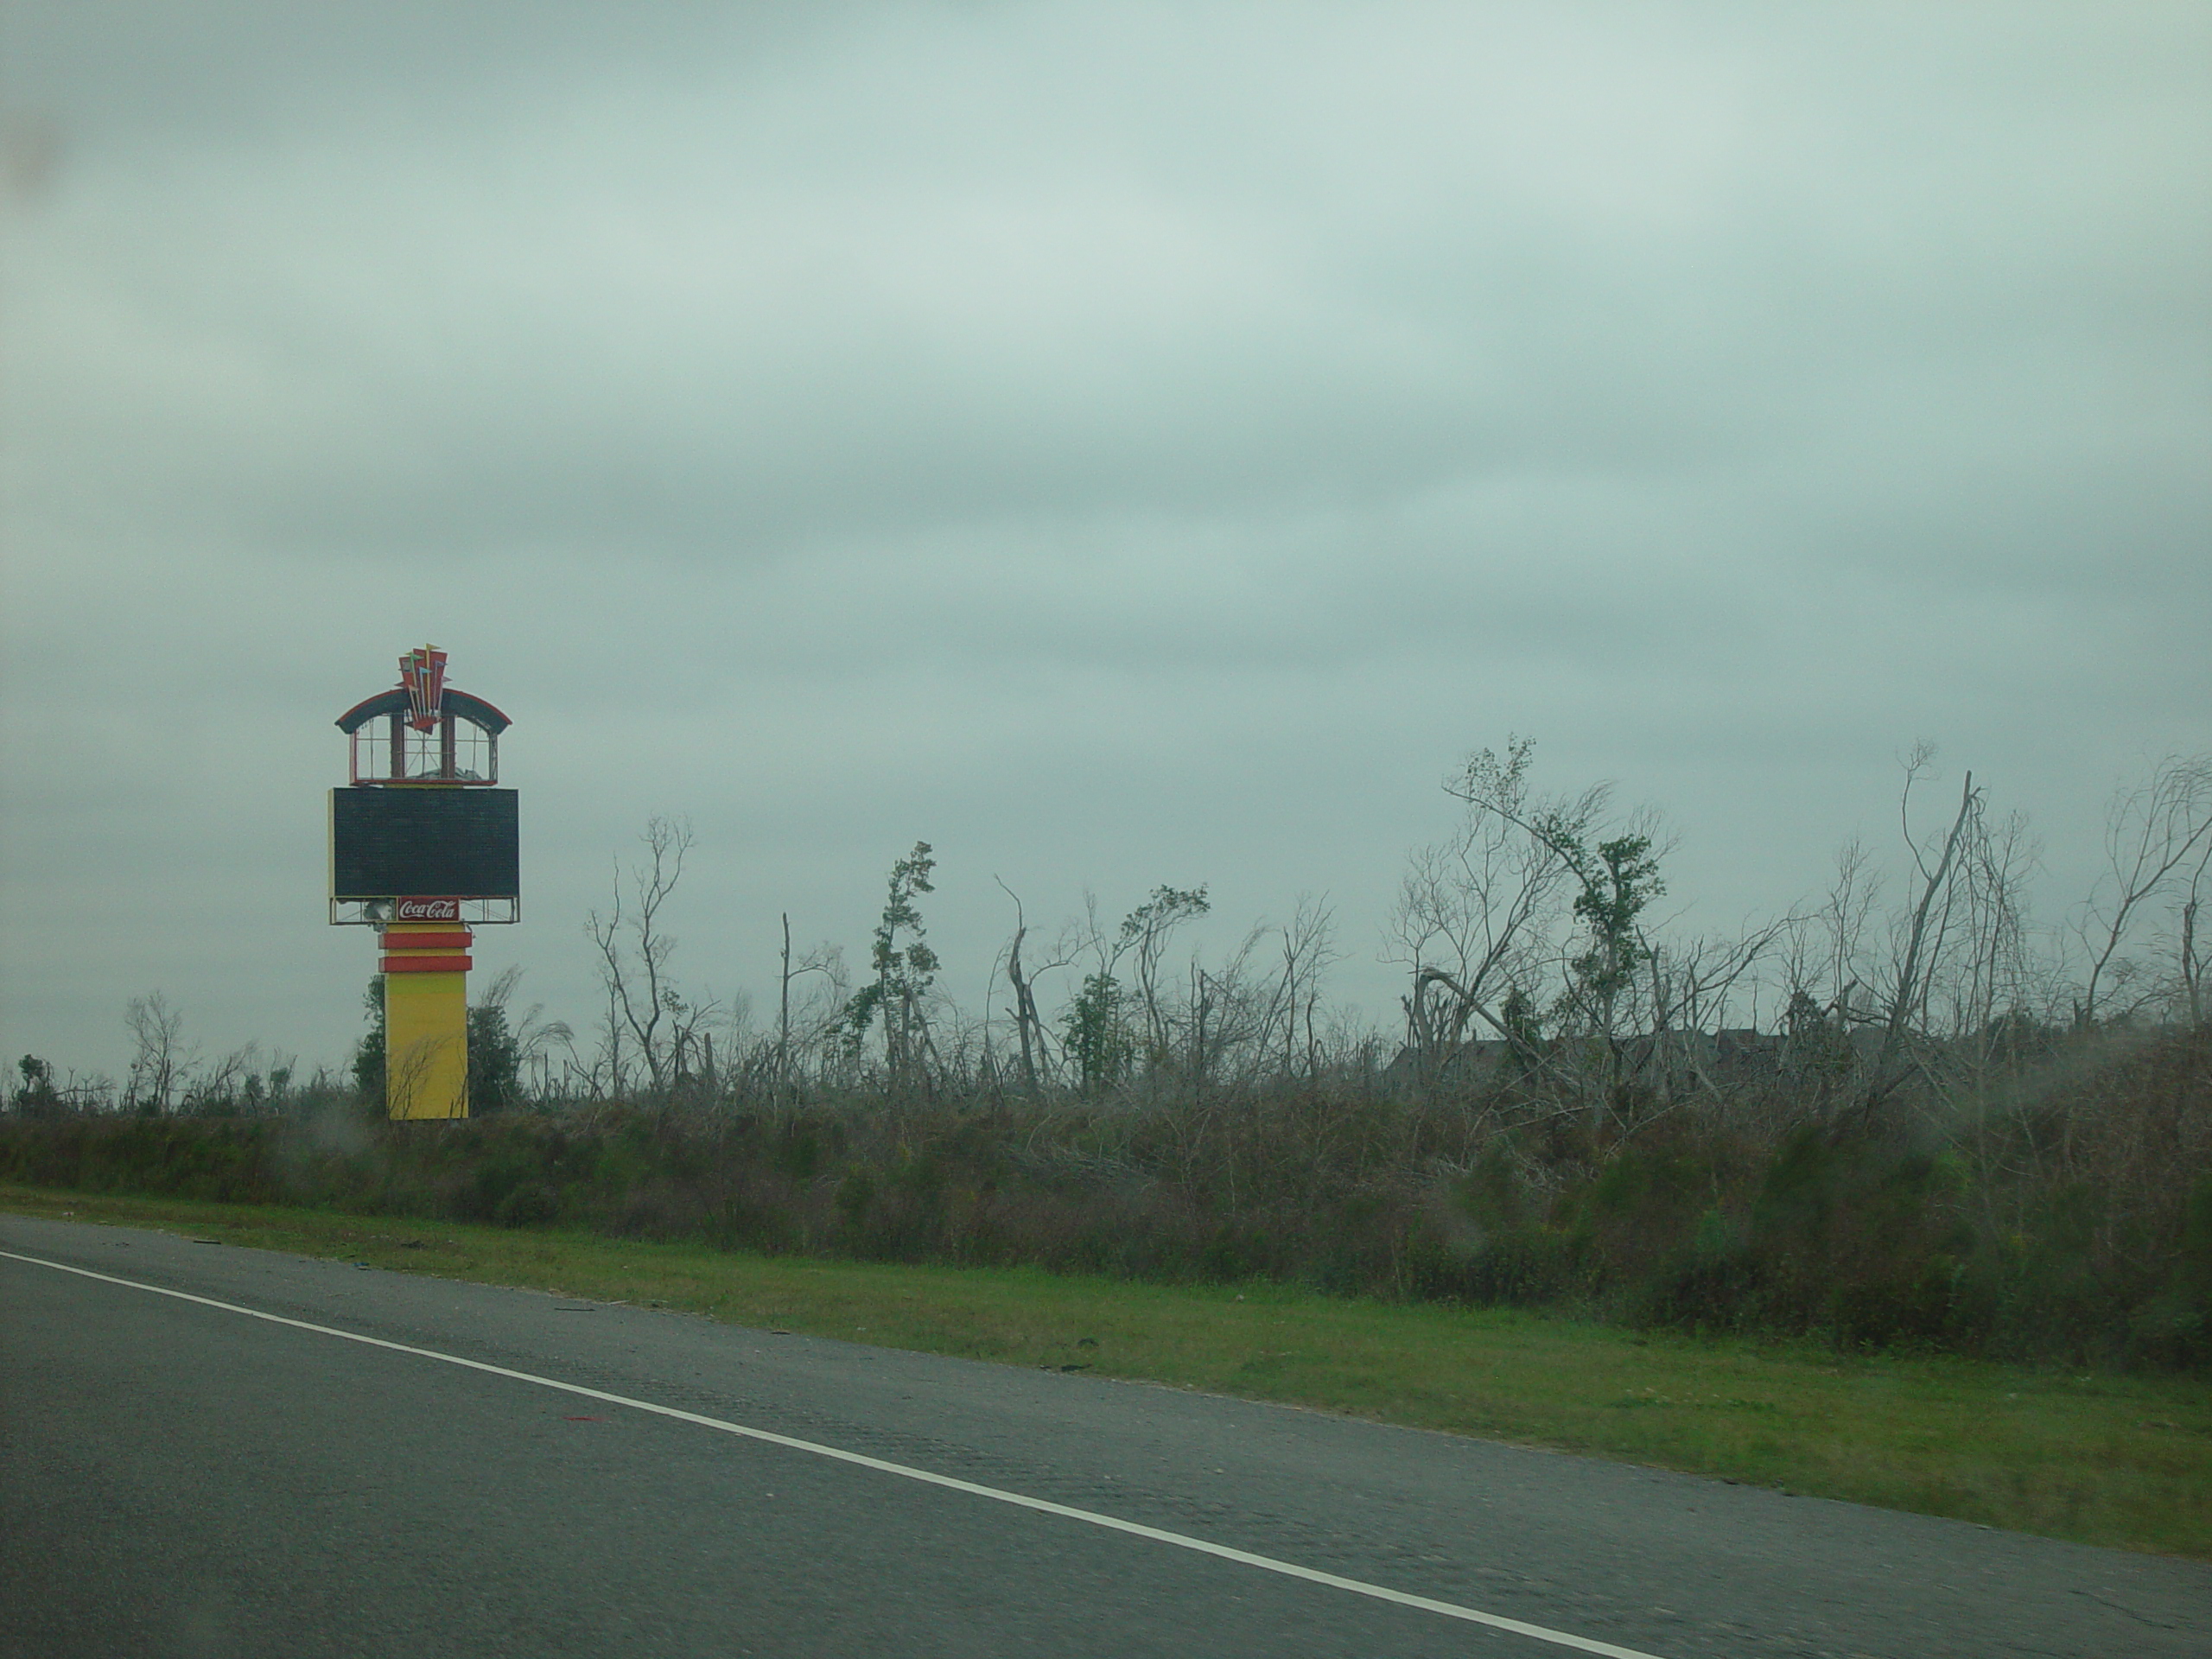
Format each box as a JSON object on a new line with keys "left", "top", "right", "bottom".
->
{"left": 10, "top": 739, "right": 2211, "bottom": 1122}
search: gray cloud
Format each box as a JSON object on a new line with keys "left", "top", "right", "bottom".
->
{"left": 3, "top": 3, "right": 2206, "bottom": 1074}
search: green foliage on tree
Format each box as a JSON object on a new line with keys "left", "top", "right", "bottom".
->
{"left": 1499, "top": 984, "right": 1543, "bottom": 1050}
{"left": 11, "top": 1055, "right": 60, "bottom": 1117}
{"left": 1563, "top": 831, "right": 1666, "bottom": 1014}
{"left": 1445, "top": 738, "right": 1668, "bottom": 1108}
{"left": 1061, "top": 972, "right": 1134, "bottom": 1094}
{"left": 352, "top": 977, "right": 386, "bottom": 1100}
{"left": 839, "top": 842, "right": 940, "bottom": 1084}
{"left": 468, "top": 1000, "right": 523, "bottom": 1114}
{"left": 1462, "top": 741, "right": 1663, "bottom": 1027}
{"left": 1117, "top": 886, "right": 1211, "bottom": 954}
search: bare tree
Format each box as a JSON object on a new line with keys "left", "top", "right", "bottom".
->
{"left": 1185, "top": 922, "right": 1272, "bottom": 1091}
{"left": 2075, "top": 754, "right": 2212, "bottom": 1025}
{"left": 1259, "top": 894, "right": 1339, "bottom": 1081}
{"left": 587, "top": 814, "right": 706, "bottom": 1101}
{"left": 2182, "top": 841, "right": 2210, "bottom": 1027}
{"left": 1942, "top": 804, "right": 2044, "bottom": 1071}
{"left": 124, "top": 993, "right": 192, "bottom": 1114}
{"left": 790, "top": 944, "right": 852, "bottom": 1086}
{"left": 1122, "top": 885, "right": 1210, "bottom": 1071}
{"left": 776, "top": 914, "right": 841, "bottom": 1097}
{"left": 994, "top": 880, "right": 1072, "bottom": 1095}
{"left": 1386, "top": 737, "right": 1586, "bottom": 1080}
{"left": 1784, "top": 837, "right": 1882, "bottom": 1027}
{"left": 185, "top": 1043, "right": 259, "bottom": 1114}
{"left": 1641, "top": 925, "right": 1782, "bottom": 1103}
{"left": 1396, "top": 736, "right": 1676, "bottom": 1128}
{"left": 779, "top": 912, "right": 796, "bottom": 1090}
{"left": 1868, "top": 747, "right": 1981, "bottom": 1084}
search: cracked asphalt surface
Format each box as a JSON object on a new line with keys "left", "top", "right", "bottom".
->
{"left": 3, "top": 1213, "right": 2205, "bottom": 1657}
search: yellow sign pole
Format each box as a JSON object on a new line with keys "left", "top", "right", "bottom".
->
{"left": 381, "top": 921, "right": 472, "bottom": 1119}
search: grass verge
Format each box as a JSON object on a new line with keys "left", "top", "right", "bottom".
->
{"left": 5, "top": 1182, "right": 2209, "bottom": 1560}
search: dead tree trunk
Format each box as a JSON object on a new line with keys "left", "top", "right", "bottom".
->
{"left": 779, "top": 912, "right": 793, "bottom": 1097}
{"left": 1875, "top": 770, "right": 1978, "bottom": 1088}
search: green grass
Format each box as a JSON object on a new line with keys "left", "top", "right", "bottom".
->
{"left": 6, "top": 1183, "right": 2209, "bottom": 1560}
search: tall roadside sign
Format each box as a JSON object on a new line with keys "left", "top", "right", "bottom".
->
{"left": 330, "top": 647, "right": 518, "bottom": 1119}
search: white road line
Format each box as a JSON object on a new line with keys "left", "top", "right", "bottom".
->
{"left": 3, "top": 1246, "right": 1668, "bottom": 1659}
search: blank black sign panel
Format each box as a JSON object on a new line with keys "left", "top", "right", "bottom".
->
{"left": 329, "top": 788, "right": 520, "bottom": 899}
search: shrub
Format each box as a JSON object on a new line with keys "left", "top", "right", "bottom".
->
{"left": 3, "top": 1027, "right": 2206, "bottom": 1370}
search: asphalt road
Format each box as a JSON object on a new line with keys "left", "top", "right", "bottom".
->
{"left": 2, "top": 1215, "right": 2205, "bottom": 1658}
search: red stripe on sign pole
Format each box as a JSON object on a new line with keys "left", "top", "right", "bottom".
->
{"left": 381, "top": 955, "right": 473, "bottom": 974}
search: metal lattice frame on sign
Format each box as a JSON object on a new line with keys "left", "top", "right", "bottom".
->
{"left": 336, "top": 674, "right": 509, "bottom": 789}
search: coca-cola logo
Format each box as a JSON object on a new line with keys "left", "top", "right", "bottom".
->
{"left": 394, "top": 896, "right": 461, "bottom": 921}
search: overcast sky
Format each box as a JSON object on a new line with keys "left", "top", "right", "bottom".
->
{"left": 3, "top": 3, "right": 2207, "bottom": 1083}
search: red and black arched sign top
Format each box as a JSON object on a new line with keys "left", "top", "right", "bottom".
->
{"left": 334, "top": 685, "right": 512, "bottom": 736}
